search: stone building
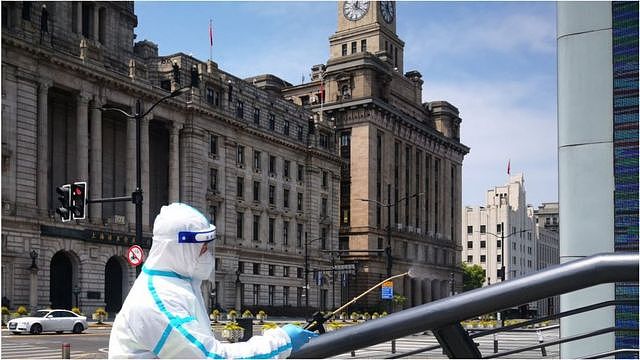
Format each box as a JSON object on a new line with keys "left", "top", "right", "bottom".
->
{"left": 533, "top": 202, "right": 560, "bottom": 316}
{"left": 281, "top": 1, "right": 469, "bottom": 309}
{"left": 461, "top": 175, "right": 537, "bottom": 288}
{"left": 1, "top": 1, "right": 340, "bottom": 316}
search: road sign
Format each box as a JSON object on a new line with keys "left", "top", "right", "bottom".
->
{"left": 127, "top": 245, "right": 144, "bottom": 267}
{"left": 381, "top": 280, "right": 393, "bottom": 299}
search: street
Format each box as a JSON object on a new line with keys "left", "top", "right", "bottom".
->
{"left": 2, "top": 325, "right": 559, "bottom": 359}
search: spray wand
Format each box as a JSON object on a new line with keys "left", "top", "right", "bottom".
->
{"left": 304, "top": 272, "right": 409, "bottom": 333}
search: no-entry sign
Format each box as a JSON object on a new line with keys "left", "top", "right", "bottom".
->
{"left": 127, "top": 245, "right": 144, "bottom": 267}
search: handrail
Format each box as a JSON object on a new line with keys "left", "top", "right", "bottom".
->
{"left": 291, "top": 252, "right": 639, "bottom": 358}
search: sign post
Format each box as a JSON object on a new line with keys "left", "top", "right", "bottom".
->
{"left": 381, "top": 281, "right": 393, "bottom": 300}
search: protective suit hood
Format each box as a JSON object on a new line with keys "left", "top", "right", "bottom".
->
{"left": 144, "top": 203, "right": 215, "bottom": 279}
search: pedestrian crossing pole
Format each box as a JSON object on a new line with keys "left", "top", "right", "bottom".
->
{"left": 61, "top": 343, "right": 70, "bottom": 359}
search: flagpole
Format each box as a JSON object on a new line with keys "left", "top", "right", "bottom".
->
{"left": 210, "top": 20, "right": 213, "bottom": 61}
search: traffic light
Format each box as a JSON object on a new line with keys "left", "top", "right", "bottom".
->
{"left": 56, "top": 184, "right": 71, "bottom": 222}
{"left": 70, "top": 181, "right": 87, "bottom": 220}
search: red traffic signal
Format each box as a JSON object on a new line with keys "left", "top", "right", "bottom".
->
{"left": 70, "top": 182, "right": 87, "bottom": 220}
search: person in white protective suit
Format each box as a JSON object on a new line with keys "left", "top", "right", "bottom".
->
{"left": 109, "top": 203, "right": 316, "bottom": 358}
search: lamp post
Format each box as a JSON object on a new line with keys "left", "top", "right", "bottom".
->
{"left": 97, "top": 86, "right": 191, "bottom": 247}
{"left": 360, "top": 187, "right": 423, "bottom": 312}
{"left": 304, "top": 232, "right": 326, "bottom": 309}
{"left": 235, "top": 268, "right": 242, "bottom": 311}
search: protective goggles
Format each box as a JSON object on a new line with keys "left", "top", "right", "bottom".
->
{"left": 177, "top": 224, "right": 216, "bottom": 243}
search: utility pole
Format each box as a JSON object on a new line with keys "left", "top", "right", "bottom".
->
{"left": 305, "top": 232, "right": 309, "bottom": 309}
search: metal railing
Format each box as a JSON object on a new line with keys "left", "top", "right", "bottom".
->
{"left": 291, "top": 252, "right": 638, "bottom": 358}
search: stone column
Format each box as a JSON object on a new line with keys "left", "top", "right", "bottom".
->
{"left": 74, "top": 3, "right": 82, "bottom": 34}
{"left": 37, "top": 80, "right": 52, "bottom": 215}
{"left": 168, "top": 122, "right": 182, "bottom": 203}
{"left": 141, "top": 116, "right": 150, "bottom": 229}
{"left": 90, "top": 96, "right": 103, "bottom": 223}
{"left": 126, "top": 100, "right": 136, "bottom": 225}
{"left": 76, "top": 92, "right": 90, "bottom": 182}
{"left": 92, "top": 6, "right": 99, "bottom": 41}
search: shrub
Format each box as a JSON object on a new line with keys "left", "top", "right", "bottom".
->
{"left": 94, "top": 307, "right": 108, "bottom": 317}
{"left": 241, "top": 309, "right": 253, "bottom": 318}
{"left": 71, "top": 307, "right": 81, "bottom": 315}
{"left": 261, "top": 322, "right": 278, "bottom": 330}
{"left": 211, "top": 309, "right": 220, "bottom": 316}
{"left": 1, "top": 306, "right": 9, "bottom": 315}
{"left": 223, "top": 321, "right": 243, "bottom": 331}
{"left": 16, "top": 306, "right": 28, "bottom": 315}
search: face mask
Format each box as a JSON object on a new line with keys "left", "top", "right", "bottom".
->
{"left": 193, "top": 250, "right": 214, "bottom": 280}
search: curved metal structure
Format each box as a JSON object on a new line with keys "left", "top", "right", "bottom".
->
{"left": 291, "top": 253, "right": 639, "bottom": 358}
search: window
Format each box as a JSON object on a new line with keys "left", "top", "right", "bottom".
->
{"left": 237, "top": 177, "right": 244, "bottom": 198}
{"left": 480, "top": 225, "right": 486, "bottom": 234}
{"left": 297, "top": 193, "right": 303, "bottom": 211}
{"left": 512, "top": 242, "right": 516, "bottom": 250}
{"left": 210, "top": 134, "right": 218, "bottom": 156}
{"left": 378, "top": 237, "right": 383, "bottom": 250}
{"left": 283, "top": 221, "right": 289, "bottom": 245}
{"left": 268, "top": 114, "right": 275, "bottom": 130}
{"left": 297, "top": 164, "right": 304, "bottom": 181}
{"left": 497, "top": 240, "right": 502, "bottom": 248}
{"left": 269, "top": 155, "right": 276, "bottom": 175}
{"left": 321, "top": 197, "right": 328, "bottom": 217}
{"left": 228, "top": 84, "right": 233, "bottom": 102}
{"left": 283, "top": 189, "right": 290, "bottom": 208}
{"left": 319, "top": 133, "right": 329, "bottom": 149}
{"left": 21, "top": 2, "right": 32, "bottom": 20}
{"left": 253, "top": 107, "right": 260, "bottom": 125}
{"left": 467, "top": 241, "right": 473, "bottom": 249}
{"left": 209, "top": 206, "right": 217, "bottom": 226}
{"left": 339, "top": 236, "right": 349, "bottom": 250}
{"left": 238, "top": 261, "right": 245, "bottom": 273}
{"left": 497, "top": 223, "right": 502, "bottom": 233}
{"left": 297, "top": 287, "right": 303, "bottom": 306}
{"left": 253, "top": 263, "right": 260, "bottom": 275}
{"left": 253, "top": 215, "right": 260, "bottom": 242}
{"left": 351, "top": 41, "right": 357, "bottom": 54}
{"left": 283, "top": 266, "right": 289, "bottom": 277}
{"left": 297, "top": 125, "right": 304, "bottom": 141}
{"left": 253, "top": 181, "right": 260, "bottom": 202}
{"left": 322, "top": 171, "right": 328, "bottom": 188}
{"left": 297, "top": 267, "right": 303, "bottom": 278}
{"left": 82, "top": 3, "right": 94, "bottom": 38}
{"left": 480, "top": 255, "right": 486, "bottom": 263}
{"left": 268, "top": 185, "right": 275, "bottom": 205}
{"left": 236, "top": 101, "right": 244, "bottom": 119}
{"left": 283, "top": 120, "right": 290, "bottom": 136}
{"left": 297, "top": 223, "right": 303, "bottom": 247}
{"left": 341, "top": 44, "right": 347, "bottom": 56}
{"left": 253, "top": 284, "right": 259, "bottom": 305}
{"left": 467, "top": 255, "right": 473, "bottom": 263}
{"left": 209, "top": 168, "right": 218, "bottom": 191}
{"left": 206, "top": 87, "right": 215, "bottom": 104}
{"left": 254, "top": 150, "right": 262, "bottom": 171}
{"left": 361, "top": 39, "right": 367, "bottom": 52}
{"left": 513, "top": 256, "right": 517, "bottom": 264}
{"left": 268, "top": 264, "right": 275, "bottom": 276}
{"left": 497, "top": 255, "right": 502, "bottom": 262}
{"left": 237, "top": 145, "right": 245, "bottom": 166}
{"left": 527, "top": 246, "right": 532, "bottom": 255}
{"left": 467, "top": 225, "right": 473, "bottom": 234}
{"left": 268, "top": 218, "right": 275, "bottom": 243}
{"left": 283, "top": 286, "right": 289, "bottom": 306}
{"left": 268, "top": 285, "right": 275, "bottom": 306}
{"left": 284, "top": 160, "right": 290, "bottom": 178}
{"left": 236, "top": 212, "right": 244, "bottom": 239}
{"left": 480, "top": 241, "right": 486, "bottom": 248}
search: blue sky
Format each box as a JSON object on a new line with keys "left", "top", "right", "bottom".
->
{"left": 135, "top": 1, "right": 558, "bottom": 207}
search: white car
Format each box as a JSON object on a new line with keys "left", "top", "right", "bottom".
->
{"left": 7, "top": 309, "right": 88, "bottom": 335}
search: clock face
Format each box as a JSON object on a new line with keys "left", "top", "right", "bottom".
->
{"left": 343, "top": 0, "right": 370, "bottom": 21}
{"left": 380, "top": 1, "right": 394, "bottom": 23}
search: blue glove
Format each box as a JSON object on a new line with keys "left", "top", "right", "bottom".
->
{"left": 282, "top": 324, "right": 318, "bottom": 352}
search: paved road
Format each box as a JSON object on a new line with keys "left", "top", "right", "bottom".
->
{"left": 2, "top": 325, "right": 559, "bottom": 359}
{"left": 1, "top": 327, "right": 111, "bottom": 359}
{"left": 333, "top": 328, "right": 560, "bottom": 359}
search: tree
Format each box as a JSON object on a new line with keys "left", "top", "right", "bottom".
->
{"left": 462, "top": 262, "right": 486, "bottom": 291}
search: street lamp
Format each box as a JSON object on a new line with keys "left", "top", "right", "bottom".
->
{"left": 359, "top": 186, "right": 424, "bottom": 278}
{"left": 97, "top": 86, "right": 191, "bottom": 247}
{"left": 304, "top": 232, "right": 326, "bottom": 310}
{"left": 29, "top": 250, "right": 38, "bottom": 271}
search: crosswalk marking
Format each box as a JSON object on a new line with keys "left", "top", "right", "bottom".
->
{"left": 1, "top": 343, "right": 95, "bottom": 359}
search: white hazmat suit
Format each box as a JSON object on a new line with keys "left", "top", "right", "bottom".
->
{"left": 109, "top": 203, "right": 313, "bottom": 358}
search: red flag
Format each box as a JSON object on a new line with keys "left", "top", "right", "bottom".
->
{"left": 209, "top": 20, "right": 213, "bottom": 47}
{"left": 507, "top": 159, "right": 511, "bottom": 175}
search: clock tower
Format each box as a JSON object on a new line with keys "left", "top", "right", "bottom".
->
{"left": 330, "top": 0, "right": 404, "bottom": 72}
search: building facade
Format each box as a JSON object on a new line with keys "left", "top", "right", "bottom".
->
{"left": 461, "top": 174, "right": 537, "bottom": 289}
{"left": 533, "top": 202, "right": 560, "bottom": 316}
{"left": 281, "top": 1, "right": 469, "bottom": 309}
{"left": 1, "top": 1, "right": 341, "bottom": 316}
{"left": 557, "top": 2, "right": 638, "bottom": 357}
